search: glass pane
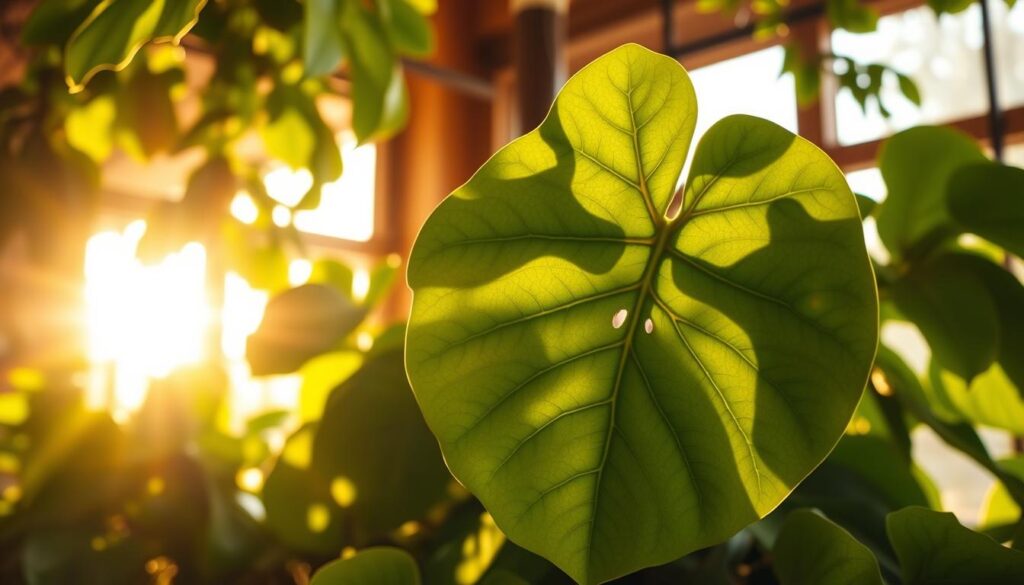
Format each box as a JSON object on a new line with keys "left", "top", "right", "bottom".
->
{"left": 831, "top": 2, "right": 1024, "bottom": 146}
{"left": 685, "top": 46, "right": 798, "bottom": 176}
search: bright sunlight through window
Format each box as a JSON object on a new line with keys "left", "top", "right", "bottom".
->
{"left": 251, "top": 134, "right": 377, "bottom": 242}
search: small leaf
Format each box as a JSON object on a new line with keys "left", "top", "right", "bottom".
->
{"left": 890, "top": 252, "right": 999, "bottom": 382}
{"left": 406, "top": 43, "right": 878, "bottom": 584}
{"left": 65, "top": 0, "right": 206, "bottom": 91}
{"left": 65, "top": 94, "right": 117, "bottom": 162}
{"left": 897, "top": 74, "right": 921, "bottom": 106}
{"left": 887, "top": 506, "right": 1024, "bottom": 584}
{"left": 342, "top": 1, "right": 409, "bottom": 142}
{"left": 247, "top": 284, "right": 366, "bottom": 375}
{"left": 382, "top": 0, "right": 434, "bottom": 57}
{"left": 774, "top": 509, "right": 883, "bottom": 585}
{"left": 927, "top": 0, "right": 976, "bottom": 14}
{"left": 826, "top": 0, "right": 879, "bottom": 33}
{"left": 948, "top": 163, "right": 1024, "bottom": 258}
{"left": 310, "top": 547, "right": 420, "bottom": 585}
{"left": 875, "top": 126, "right": 987, "bottom": 259}
{"left": 303, "top": 0, "right": 346, "bottom": 77}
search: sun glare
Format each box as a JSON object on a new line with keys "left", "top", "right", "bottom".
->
{"left": 84, "top": 221, "right": 210, "bottom": 417}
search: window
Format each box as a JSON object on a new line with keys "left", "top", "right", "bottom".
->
{"left": 689, "top": 45, "right": 799, "bottom": 140}
{"left": 831, "top": 2, "right": 1024, "bottom": 145}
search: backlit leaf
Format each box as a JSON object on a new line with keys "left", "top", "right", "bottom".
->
{"left": 247, "top": 284, "right": 365, "bottom": 375}
{"left": 875, "top": 126, "right": 987, "bottom": 260}
{"left": 774, "top": 509, "right": 883, "bottom": 585}
{"left": 303, "top": 0, "right": 346, "bottom": 78}
{"left": 890, "top": 252, "right": 998, "bottom": 382}
{"left": 65, "top": 0, "right": 206, "bottom": 91}
{"left": 310, "top": 547, "right": 420, "bottom": 585}
{"left": 887, "top": 506, "right": 1024, "bottom": 584}
{"left": 948, "top": 163, "right": 1024, "bottom": 258}
{"left": 406, "top": 44, "right": 878, "bottom": 584}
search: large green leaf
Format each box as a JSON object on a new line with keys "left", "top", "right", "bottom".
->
{"left": 948, "top": 163, "right": 1024, "bottom": 258}
{"left": 311, "top": 350, "right": 453, "bottom": 544}
{"left": 875, "top": 127, "right": 987, "bottom": 260}
{"left": 774, "top": 509, "right": 883, "bottom": 585}
{"left": 887, "top": 506, "right": 1024, "bottom": 584}
{"left": 406, "top": 43, "right": 878, "bottom": 584}
{"left": 64, "top": 0, "right": 206, "bottom": 91}
{"left": 310, "top": 547, "right": 420, "bottom": 585}
{"left": 890, "top": 252, "right": 999, "bottom": 382}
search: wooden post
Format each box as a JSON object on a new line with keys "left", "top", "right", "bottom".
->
{"left": 511, "top": 0, "right": 568, "bottom": 135}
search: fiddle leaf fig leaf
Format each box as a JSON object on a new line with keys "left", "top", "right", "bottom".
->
{"left": 891, "top": 252, "right": 999, "bottom": 383}
{"left": 948, "top": 162, "right": 1024, "bottom": 258}
{"left": 65, "top": 0, "right": 206, "bottom": 92}
{"left": 875, "top": 126, "right": 987, "bottom": 261}
{"left": 310, "top": 547, "right": 420, "bottom": 585}
{"left": 774, "top": 509, "right": 883, "bottom": 585}
{"left": 887, "top": 506, "right": 1024, "bottom": 584}
{"left": 406, "top": 43, "right": 878, "bottom": 584}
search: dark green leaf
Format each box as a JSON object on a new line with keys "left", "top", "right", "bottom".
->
{"left": 887, "top": 506, "right": 1024, "bottom": 584}
{"left": 64, "top": 0, "right": 206, "bottom": 91}
{"left": 890, "top": 252, "right": 999, "bottom": 382}
{"left": 927, "top": 0, "right": 976, "bottom": 15}
{"left": 246, "top": 284, "right": 366, "bottom": 375}
{"left": 342, "top": 1, "right": 409, "bottom": 142}
{"left": 876, "top": 126, "right": 987, "bottom": 259}
{"left": 826, "top": 0, "right": 880, "bottom": 32}
{"left": 382, "top": 0, "right": 434, "bottom": 57}
{"left": 21, "top": 0, "right": 102, "bottom": 47}
{"left": 263, "top": 424, "right": 344, "bottom": 554}
{"left": 855, "top": 193, "right": 877, "bottom": 219}
{"left": 406, "top": 44, "right": 878, "bottom": 584}
{"left": 311, "top": 350, "right": 452, "bottom": 543}
{"left": 897, "top": 74, "right": 921, "bottom": 106}
{"left": 774, "top": 509, "right": 883, "bottom": 585}
{"left": 948, "top": 162, "right": 1024, "bottom": 258}
{"left": 310, "top": 547, "right": 420, "bottom": 585}
{"left": 303, "top": 0, "right": 346, "bottom": 77}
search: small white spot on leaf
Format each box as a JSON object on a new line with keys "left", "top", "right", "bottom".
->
{"left": 644, "top": 318, "right": 654, "bottom": 334}
{"left": 612, "top": 309, "right": 628, "bottom": 329}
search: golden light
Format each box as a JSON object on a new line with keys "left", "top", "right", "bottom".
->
{"left": 352, "top": 267, "right": 370, "bottom": 302}
{"left": 272, "top": 205, "right": 292, "bottom": 227}
{"left": 264, "top": 167, "right": 312, "bottom": 208}
{"left": 237, "top": 467, "right": 265, "bottom": 492}
{"left": 230, "top": 191, "right": 259, "bottom": 224}
{"left": 288, "top": 259, "right": 313, "bottom": 287}
{"left": 84, "top": 221, "right": 210, "bottom": 419}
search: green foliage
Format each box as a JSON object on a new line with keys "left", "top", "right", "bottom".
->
{"left": 310, "top": 350, "right": 452, "bottom": 544}
{"left": 773, "top": 509, "right": 883, "bottom": 585}
{"left": 407, "top": 44, "right": 877, "bottom": 584}
{"left": 64, "top": 0, "right": 206, "bottom": 92}
{"left": 827, "top": 0, "right": 879, "bottom": 33}
{"left": 948, "top": 163, "right": 1024, "bottom": 258}
{"left": 246, "top": 284, "right": 366, "bottom": 375}
{"left": 887, "top": 507, "right": 1024, "bottom": 584}
{"left": 876, "top": 126, "right": 988, "bottom": 259}
{"left": 310, "top": 547, "right": 420, "bottom": 585}
{"left": 890, "top": 252, "right": 999, "bottom": 381}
